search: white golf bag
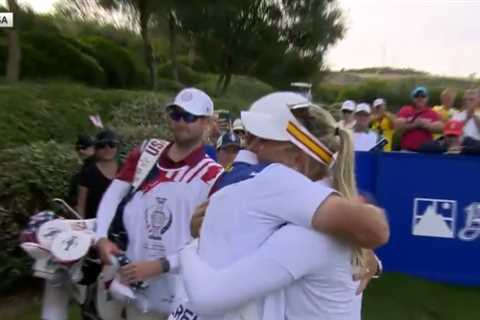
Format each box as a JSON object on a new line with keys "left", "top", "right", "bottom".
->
{"left": 19, "top": 206, "right": 100, "bottom": 320}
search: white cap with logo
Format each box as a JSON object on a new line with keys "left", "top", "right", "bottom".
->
{"left": 341, "top": 100, "right": 356, "bottom": 112}
{"left": 241, "top": 92, "right": 307, "bottom": 141}
{"left": 373, "top": 98, "right": 386, "bottom": 108}
{"left": 355, "top": 103, "right": 372, "bottom": 114}
{"left": 166, "top": 88, "right": 214, "bottom": 116}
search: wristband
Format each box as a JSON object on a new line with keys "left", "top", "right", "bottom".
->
{"left": 158, "top": 257, "right": 170, "bottom": 273}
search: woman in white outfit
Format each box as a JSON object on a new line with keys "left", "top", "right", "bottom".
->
{"left": 168, "top": 93, "right": 388, "bottom": 320}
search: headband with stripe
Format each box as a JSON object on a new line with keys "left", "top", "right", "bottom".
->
{"left": 286, "top": 120, "right": 334, "bottom": 166}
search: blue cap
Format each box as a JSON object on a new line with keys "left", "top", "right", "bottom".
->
{"left": 411, "top": 86, "right": 428, "bottom": 98}
{"left": 216, "top": 132, "right": 241, "bottom": 150}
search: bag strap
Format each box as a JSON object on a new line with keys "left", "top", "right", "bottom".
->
{"left": 132, "top": 139, "right": 169, "bottom": 192}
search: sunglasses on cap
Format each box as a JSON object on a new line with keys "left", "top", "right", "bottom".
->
{"left": 342, "top": 109, "right": 354, "bottom": 114}
{"left": 169, "top": 109, "right": 202, "bottom": 123}
{"left": 95, "top": 140, "right": 118, "bottom": 149}
{"left": 413, "top": 93, "right": 427, "bottom": 98}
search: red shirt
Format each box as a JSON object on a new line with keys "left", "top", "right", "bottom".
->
{"left": 117, "top": 143, "right": 223, "bottom": 190}
{"left": 397, "top": 105, "right": 440, "bottom": 151}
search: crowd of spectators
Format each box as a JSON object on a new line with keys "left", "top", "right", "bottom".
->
{"left": 342, "top": 86, "right": 480, "bottom": 155}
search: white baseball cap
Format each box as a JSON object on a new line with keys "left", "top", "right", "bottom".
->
{"left": 232, "top": 118, "right": 244, "bottom": 131}
{"left": 166, "top": 88, "right": 214, "bottom": 116}
{"left": 241, "top": 92, "right": 308, "bottom": 141}
{"left": 373, "top": 98, "right": 386, "bottom": 108}
{"left": 355, "top": 103, "right": 372, "bottom": 115}
{"left": 341, "top": 100, "right": 356, "bottom": 112}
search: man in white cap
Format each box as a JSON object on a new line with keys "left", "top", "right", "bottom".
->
{"left": 338, "top": 100, "right": 356, "bottom": 130}
{"left": 94, "top": 88, "right": 223, "bottom": 319}
{"left": 353, "top": 103, "right": 382, "bottom": 151}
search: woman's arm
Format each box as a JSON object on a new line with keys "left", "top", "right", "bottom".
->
{"left": 180, "top": 243, "right": 293, "bottom": 315}
{"left": 181, "top": 226, "right": 331, "bottom": 316}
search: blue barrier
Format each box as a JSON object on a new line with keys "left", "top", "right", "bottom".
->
{"left": 355, "top": 152, "right": 480, "bottom": 286}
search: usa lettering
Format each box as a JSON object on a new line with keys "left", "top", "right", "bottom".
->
{"left": 145, "top": 140, "right": 166, "bottom": 156}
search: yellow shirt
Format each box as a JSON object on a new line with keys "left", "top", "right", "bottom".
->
{"left": 371, "top": 114, "right": 394, "bottom": 151}
{"left": 432, "top": 105, "right": 458, "bottom": 139}
{"left": 432, "top": 105, "right": 458, "bottom": 122}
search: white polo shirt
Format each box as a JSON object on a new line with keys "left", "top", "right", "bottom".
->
{"left": 453, "top": 110, "right": 480, "bottom": 140}
{"left": 199, "top": 163, "right": 335, "bottom": 269}
{"left": 353, "top": 130, "right": 379, "bottom": 151}
{"left": 171, "top": 180, "right": 360, "bottom": 320}
{"left": 116, "top": 144, "right": 223, "bottom": 313}
{"left": 263, "top": 226, "right": 360, "bottom": 320}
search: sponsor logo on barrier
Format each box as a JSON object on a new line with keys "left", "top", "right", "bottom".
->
{"left": 412, "top": 198, "right": 456, "bottom": 238}
{"left": 412, "top": 198, "right": 480, "bottom": 241}
{"left": 458, "top": 202, "right": 480, "bottom": 241}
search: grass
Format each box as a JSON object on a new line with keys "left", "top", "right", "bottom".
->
{"left": 3, "top": 273, "right": 479, "bottom": 320}
{"left": 0, "top": 80, "right": 155, "bottom": 148}
{"left": 363, "top": 273, "right": 480, "bottom": 320}
{"left": 0, "top": 77, "right": 273, "bottom": 149}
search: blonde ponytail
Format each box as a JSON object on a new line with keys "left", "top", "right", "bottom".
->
{"left": 294, "top": 104, "right": 364, "bottom": 267}
{"left": 332, "top": 127, "right": 358, "bottom": 200}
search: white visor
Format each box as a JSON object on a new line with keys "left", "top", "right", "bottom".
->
{"left": 241, "top": 111, "right": 290, "bottom": 141}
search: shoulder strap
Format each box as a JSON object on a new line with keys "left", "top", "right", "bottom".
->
{"left": 132, "top": 139, "right": 169, "bottom": 192}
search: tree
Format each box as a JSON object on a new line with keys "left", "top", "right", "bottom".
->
{"left": 179, "top": 0, "right": 345, "bottom": 95}
{"left": 54, "top": 0, "right": 135, "bottom": 29}
{"left": 178, "top": 0, "right": 284, "bottom": 96}
{"left": 98, "top": 0, "right": 160, "bottom": 89}
{"left": 5, "top": 0, "right": 21, "bottom": 82}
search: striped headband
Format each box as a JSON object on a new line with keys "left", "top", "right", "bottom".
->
{"left": 286, "top": 120, "right": 334, "bottom": 166}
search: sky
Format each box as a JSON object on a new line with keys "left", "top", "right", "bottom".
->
{"left": 4, "top": 0, "right": 480, "bottom": 78}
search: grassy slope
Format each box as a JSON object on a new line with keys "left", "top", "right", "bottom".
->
{"left": 324, "top": 70, "right": 479, "bottom": 89}
{"left": 3, "top": 273, "right": 480, "bottom": 320}
{"left": 0, "top": 81, "right": 155, "bottom": 148}
{"left": 0, "top": 77, "right": 273, "bottom": 149}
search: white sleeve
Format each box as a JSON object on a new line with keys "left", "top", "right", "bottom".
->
{"left": 263, "top": 165, "right": 336, "bottom": 228}
{"left": 95, "top": 179, "right": 131, "bottom": 242}
{"left": 180, "top": 243, "right": 294, "bottom": 315}
{"left": 259, "top": 225, "right": 330, "bottom": 279}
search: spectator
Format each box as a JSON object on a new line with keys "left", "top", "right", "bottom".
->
{"left": 216, "top": 131, "right": 242, "bottom": 168}
{"left": 452, "top": 88, "right": 480, "bottom": 143}
{"left": 216, "top": 109, "right": 232, "bottom": 133}
{"left": 77, "top": 129, "right": 120, "bottom": 219}
{"left": 433, "top": 88, "right": 458, "bottom": 122}
{"left": 371, "top": 98, "right": 395, "bottom": 151}
{"left": 94, "top": 88, "right": 223, "bottom": 319}
{"left": 394, "top": 86, "right": 443, "bottom": 151}
{"left": 353, "top": 103, "right": 382, "bottom": 151}
{"left": 232, "top": 118, "right": 246, "bottom": 147}
{"left": 419, "top": 119, "right": 480, "bottom": 155}
{"left": 338, "top": 100, "right": 356, "bottom": 130}
{"left": 203, "top": 115, "right": 221, "bottom": 161}
{"left": 67, "top": 134, "right": 95, "bottom": 207}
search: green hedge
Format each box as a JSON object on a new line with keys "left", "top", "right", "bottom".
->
{"left": 157, "top": 62, "right": 204, "bottom": 86}
{"left": 81, "top": 36, "right": 144, "bottom": 88}
{"left": 19, "top": 31, "right": 106, "bottom": 86}
{"left": 0, "top": 142, "right": 78, "bottom": 292}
